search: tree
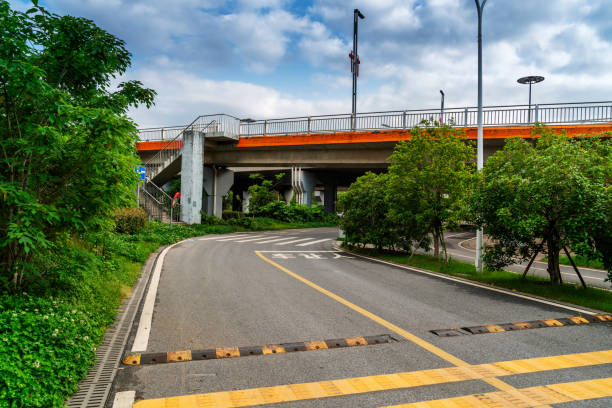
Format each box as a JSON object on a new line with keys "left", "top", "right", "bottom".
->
{"left": 470, "top": 125, "right": 612, "bottom": 284}
{"left": 0, "top": 1, "right": 155, "bottom": 289}
{"left": 247, "top": 173, "right": 284, "bottom": 214}
{"left": 386, "top": 122, "right": 475, "bottom": 259}
{"left": 337, "top": 172, "right": 397, "bottom": 250}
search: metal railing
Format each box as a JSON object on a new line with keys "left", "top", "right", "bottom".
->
{"left": 143, "top": 114, "right": 240, "bottom": 180}
{"left": 138, "top": 178, "right": 180, "bottom": 224}
{"left": 138, "top": 101, "right": 612, "bottom": 140}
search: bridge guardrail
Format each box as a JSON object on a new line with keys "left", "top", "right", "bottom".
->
{"left": 138, "top": 101, "right": 612, "bottom": 141}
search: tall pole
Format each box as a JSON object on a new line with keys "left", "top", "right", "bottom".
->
{"left": 528, "top": 82, "right": 532, "bottom": 122}
{"left": 351, "top": 9, "right": 364, "bottom": 130}
{"left": 475, "top": 0, "right": 487, "bottom": 273}
{"left": 517, "top": 76, "right": 545, "bottom": 124}
{"left": 439, "top": 90, "right": 445, "bottom": 123}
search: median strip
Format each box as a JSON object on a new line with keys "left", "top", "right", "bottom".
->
{"left": 122, "top": 334, "right": 395, "bottom": 366}
{"left": 430, "top": 314, "right": 612, "bottom": 337}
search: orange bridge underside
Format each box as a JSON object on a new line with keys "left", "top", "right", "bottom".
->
{"left": 137, "top": 124, "right": 612, "bottom": 151}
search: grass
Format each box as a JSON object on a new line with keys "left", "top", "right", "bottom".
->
{"left": 2, "top": 217, "right": 334, "bottom": 408}
{"left": 346, "top": 247, "right": 612, "bottom": 313}
{"left": 542, "top": 255, "right": 606, "bottom": 270}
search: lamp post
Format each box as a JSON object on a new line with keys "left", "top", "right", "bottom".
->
{"left": 350, "top": 8, "right": 365, "bottom": 130}
{"left": 475, "top": 0, "right": 487, "bottom": 273}
{"left": 439, "top": 90, "right": 445, "bottom": 123}
{"left": 517, "top": 76, "right": 545, "bottom": 123}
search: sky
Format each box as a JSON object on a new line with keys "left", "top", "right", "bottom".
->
{"left": 10, "top": 0, "right": 612, "bottom": 128}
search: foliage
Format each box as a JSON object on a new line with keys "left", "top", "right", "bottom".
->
{"left": 114, "top": 208, "right": 146, "bottom": 234}
{"left": 222, "top": 210, "right": 244, "bottom": 220}
{"left": 0, "top": 294, "right": 102, "bottom": 408}
{"left": 470, "top": 126, "right": 612, "bottom": 284}
{"left": 251, "top": 201, "right": 335, "bottom": 224}
{"left": 247, "top": 173, "right": 284, "bottom": 213}
{"left": 337, "top": 172, "right": 397, "bottom": 250}
{"left": 386, "top": 122, "right": 475, "bottom": 259}
{"left": 0, "top": 1, "right": 155, "bottom": 290}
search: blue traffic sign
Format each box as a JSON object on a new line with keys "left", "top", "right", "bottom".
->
{"left": 135, "top": 166, "right": 146, "bottom": 181}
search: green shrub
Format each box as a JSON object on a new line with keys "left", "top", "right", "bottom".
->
{"left": 200, "top": 214, "right": 227, "bottom": 225}
{"left": 0, "top": 294, "right": 102, "bottom": 408}
{"left": 222, "top": 210, "right": 244, "bottom": 220}
{"left": 114, "top": 208, "right": 146, "bottom": 234}
{"left": 251, "top": 201, "right": 335, "bottom": 224}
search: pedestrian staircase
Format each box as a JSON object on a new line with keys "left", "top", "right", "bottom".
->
{"left": 138, "top": 179, "right": 180, "bottom": 224}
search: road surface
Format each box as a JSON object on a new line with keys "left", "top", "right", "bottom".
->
{"left": 110, "top": 228, "right": 612, "bottom": 407}
{"left": 442, "top": 231, "right": 610, "bottom": 290}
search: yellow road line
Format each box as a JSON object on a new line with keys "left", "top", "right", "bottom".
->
{"left": 381, "top": 377, "right": 612, "bottom": 407}
{"left": 132, "top": 350, "right": 612, "bottom": 408}
{"left": 254, "top": 251, "right": 549, "bottom": 406}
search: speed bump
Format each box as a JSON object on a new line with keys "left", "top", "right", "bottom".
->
{"left": 123, "top": 334, "right": 395, "bottom": 366}
{"left": 431, "top": 314, "right": 612, "bottom": 337}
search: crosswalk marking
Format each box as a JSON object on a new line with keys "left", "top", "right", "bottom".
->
{"left": 274, "top": 238, "right": 314, "bottom": 245}
{"left": 132, "top": 350, "right": 612, "bottom": 408}
{"left": 382, "top": 377, "right": 612, "bottom": 407}
{"left": 235, "top": 236, "right": 280, "bottom": 243}
{"left": 216, "top": 235, "right": 265, "bottom": 242}
{"left": 254, "top": 237, "right": 297, "bottom": 244}
{"left": 296, "top": 238, "right": 332, "bottom": 246}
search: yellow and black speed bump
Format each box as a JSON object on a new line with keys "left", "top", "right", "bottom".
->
{"left": 123, "top": 334, "right": 395, "bottom": 366}
{"left": 431, "top": 314, "right": 612, "bottom": 337}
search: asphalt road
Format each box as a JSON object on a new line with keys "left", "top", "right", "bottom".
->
{"left": 441, "top": 231, "right": 611, "bottom": 290}
{"left": 110, "top": 227, "right": 612, "bottom": 407}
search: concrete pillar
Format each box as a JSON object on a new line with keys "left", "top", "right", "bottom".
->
{"left": 283, "top": 188, "right": 294, "bottom": 204}
{"left": 180, "top": 130, "right": 204, "bottom": 224}
{"left": 301, "top": 170, "right": 315, "bottom": 207}
{"left": 242, "top": 191, "right": 251, "bottom": 213}
{"left": 291, "top": 167, "right": 316, "bottom": 207}
{"left": 324, "top": 182, "right": 337, "bottom": 213}
{"left": 203, "top": 167, "right": 235, "bottom": 218}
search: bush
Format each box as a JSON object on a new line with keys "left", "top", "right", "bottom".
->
{"left": 200, "top": 214, "right": 228, "bottom": 225}
{"left": 222, "top": 210, "right": 244, "bottom": 220}
{"left": 114, "top": 208, "right": 147, "bottom": 234}
{"left": 338, "top": 172, "right": 397, "bottom": 250}
{"left": 251, "top": 201, "right": 335, "bottom": 224}
{"left": 0, "top": 294, "right": 102, "bottom": 407}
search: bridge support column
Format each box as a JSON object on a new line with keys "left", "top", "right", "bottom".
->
{"left": 203, "top": 167, "right": 234, "bottom": 218}
{"left": 242, "top": 191, "right": 251, "bottom": 213}
{"left": 324, "top": 182, "right": 337, "bottom": 213}
{"left": 180, "top": 130, "right": 204, "bottom": 224}
{"left": 291, "top": 167, "right": 315, "bottom": 207}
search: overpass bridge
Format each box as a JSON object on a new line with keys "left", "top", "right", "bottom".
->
{"left": 136, "top": 101, "right": 612, "bottom": 224}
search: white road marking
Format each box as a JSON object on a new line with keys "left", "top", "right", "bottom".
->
{"left": 112, "top": 391, "right": 135, "bottom": 408}
{"left": 274, "top": 238, "right": 314, "bottom": 245}
{"left": 132, "top": 241, "right": 181, "bottom": 352}
{"left": 236, "top": 236, "right": 280, "bottom": 243}
{"left": 198, "top": 234, "right": 246, "bottom": 241}
{"left": 258, "top": 250, "right": 339, "bottom": 252}
{"left": 216, "top": 235, "right": 265, "bottom": 241}
{"left": 338, "top": 246, "right": 598, "bottom": 315}
{"left": 296, "top": 238, "right": 332, "bottom": 246}
{"left": 255, "top": 236, "right": 297, "bottom": 244}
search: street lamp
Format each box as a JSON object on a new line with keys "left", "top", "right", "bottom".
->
{"left": 517, "top": 75, "right": 545, "bottom": 123}
{"left": 475, "top": 0, "right": 487, "bottom": 273}
{"left": 439, "top": 90, "right": 445, "bottom": 124}
{"left": 350, "top": 8, "right": 365, "bottom": 130}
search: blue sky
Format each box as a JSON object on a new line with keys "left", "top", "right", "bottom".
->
{"left": 11, "top": 0, "right": 612, "bottom": 127}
